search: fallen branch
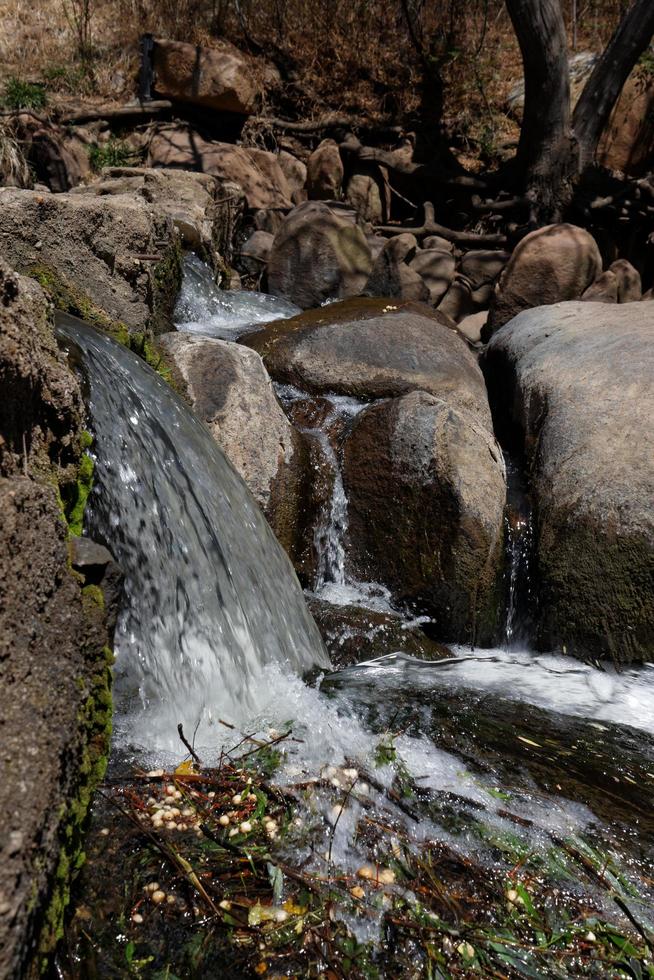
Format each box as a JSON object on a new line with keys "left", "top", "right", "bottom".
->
{"left": 375, "top": 201, "right": 508, "bottom": 247}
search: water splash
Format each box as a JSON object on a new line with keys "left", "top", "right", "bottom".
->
{"left": 175, "top": 254, "right": 300, "bottom": 339}
{"left": 56, "top": 314, "right": 329, "bottom": 750}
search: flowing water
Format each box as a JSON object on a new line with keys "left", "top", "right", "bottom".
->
{"left": 175, "top": 253, "right": 300, "bottom": 339}
{"left": 56, "top": 313, "right": 329, "bottom": 750}
{"left": 57, "top": 260, "right": 654, "bottom": 972}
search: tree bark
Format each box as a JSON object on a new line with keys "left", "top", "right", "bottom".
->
{"left": 506, "top": 0, "right": 571, "bottom": 197}
{"left": 573, "top": 0, "right": 654, "bottom": 169}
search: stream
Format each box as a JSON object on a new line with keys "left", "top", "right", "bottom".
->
{"left": 54, "top": 258, "right": 654, "bottom": 978}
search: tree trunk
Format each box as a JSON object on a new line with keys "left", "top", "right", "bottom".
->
{"left": 573, "top": 0, "right": 654, "bottom": 169}
{"left": 505, "top": 0, "right": 576, "bottom": 220}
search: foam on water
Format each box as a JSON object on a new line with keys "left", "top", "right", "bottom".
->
{"left": 339, "top": 648, "right": 654, "bottom": 735}
{"left": 174, "top": 254, "right": 300, "bottom": 338}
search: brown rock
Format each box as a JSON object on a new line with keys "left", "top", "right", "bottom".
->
{"left": 485, "top": 300, "right": 654, "bottom": 662}
{"left": 409, "top": 248, "right": 456, "bottom": 305}
{"left": 266, "top": 201, "right": 373, "bottom": 308}
{"left": 610, "top": 258, "right": 642, "bottom": 302}
{"left": 147, "top": 124, "right": 292, "bottom": 210}
{"left": 582, "top": 270, "right": 619, "bottom": 303}
{"left": 0, "top": 262, "right": 112, "bottom": 976}
{"left": 245, "top": 296, "right": 491, "bottom": 422}
{"left": 71, "top": 166, "right": 241, "bottom": 258}
{"left": 152, "top": 38, "right": 260, "bottom": 114}
{"left": 342, "top": 390, "right": 506, "bottom": 643}
{"left": 307, "top": 596, "right": 451, "bottom": 668}
{"left": 438, "top": 278, "right": 475, "bottom": 323}
{"left": 0, "top": 186, "right": 181, "bottom": 334}
{"left": 306, "top": 139, "right": 344, "bottom": 200}
{"left": 277, "top": 150, "right": 307, "bottom": 203}
{"left": 345, "top": 168, "right": 389, "bottom": 224}
{"left": 459, "top": 249, "right": 510, "bottom": 306}
{"left": 156, "top": 332, "right": 315, "bottom": 574}
{"left": 458, "top": 310, "right": 488, "bottom": 344}
{"left": 598, "top": 69, "right": 654, "bottom": 175}
{"left": 239, "top": 230, "right": 273, "bottom": 276}
{"left": 364, "top": 234, "right": 430, "bottom": 302}
{"left": 486, "top": 223, "right": 602, "bottom": 335}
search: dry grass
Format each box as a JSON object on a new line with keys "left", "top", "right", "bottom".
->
{"left": 0, "top": 0, "right": 632, "bottom": 157}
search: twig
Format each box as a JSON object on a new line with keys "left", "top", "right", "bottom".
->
{"left": 177, "top": 723, "right": 202, "bottom": 767}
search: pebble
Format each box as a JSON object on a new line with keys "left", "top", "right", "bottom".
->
{"left": 219, "top": 899, "right": 232, "bottom": 910}
{"left": 229, "top": 828, "right": 238, "bottom": 837}
{"left": 165, "top": 784, "right": 176, "bottom": 796}
{"left": 350, "top": 886, "right": 365, "bottom": 899}
{"left": 146, "top": 769, "right": 164, "bottom": 778}
{"left": 356, "top": 865, "right": 375, "bottom": 880}
{"left": 143, "top": 882, "right": 160, "bottom": 893}
{"left": 239, "top": 821, "right": 252, "bottom": 834}
{"left": 378, "top": 869, "right": 395, "bottom": 885}
{"left": 232, "top": 794, "right": 242, "bottom": 805}
{"left": 219, "top": 815, "right": 230, "bottom": 826}
{"left": 132, "top": 913, "right": 144, "bottom": 924}
{"left": 585, "top": 931, "right": 596, "bottom": 942}
{"left": 151, "top": 890, "right": 166, "bottom": 905}
{"left": 99, "top": 828, "right": 110, "bottom": 836}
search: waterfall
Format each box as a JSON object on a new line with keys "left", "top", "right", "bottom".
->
{"left": 56, "top": 314, "right": 330, "bottom": 749}
{"left": 502, "top": 455, "right": 535, "bottom": 648}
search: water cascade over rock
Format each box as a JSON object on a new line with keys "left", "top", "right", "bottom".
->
{"left": 56, "top": 314, "right": 329, "bottom": 749}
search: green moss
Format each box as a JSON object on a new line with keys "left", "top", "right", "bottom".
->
{"left": 82, "top": 584, "right": 105, "bottom": 612}
{"left": 65, "top": 446, "right": 94, "bottom": 538}
{"left": 36, "top": 645, "right": 113, "bottom": 969}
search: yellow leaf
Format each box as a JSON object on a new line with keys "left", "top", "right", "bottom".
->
{"left": 175, "top": 759, "right": 196, "bottom": 775}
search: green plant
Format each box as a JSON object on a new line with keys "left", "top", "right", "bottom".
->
{"left": 2, "top": 77, "right": 47, "bottom": 111}
{"left": 88, "top": 137, "right": 136, "bottom": 172}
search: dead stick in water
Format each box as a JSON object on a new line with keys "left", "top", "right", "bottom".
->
{"left": 177, "top": 723, "right": 202, "bottom": 767}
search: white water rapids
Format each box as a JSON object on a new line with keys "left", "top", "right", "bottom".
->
{"left": 56, "top": 262, "right": 654, "bottom": 948}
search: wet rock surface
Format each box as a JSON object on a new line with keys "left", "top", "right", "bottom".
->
{"left": 0, "top": 263, "right": 112, "bottom": 976}
{"left": 156, "top": 331, "right": 316, "bottom": 575}
{"left": 307, "top": 596, "right": 451, "bottom": 667}
{"left": 342, "top": 390, "right": 506, "bottom": 644}
{"left": 485, "top": 300, "right": 654, "bottom": 662}
{"left": 245, "top": 297, "right": 491, "bottom": 422}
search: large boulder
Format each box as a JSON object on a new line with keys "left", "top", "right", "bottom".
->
{"left": 245, "top": 297, "right": 491, "bottom": 422}
{"left": 156, "top": 332, "right": 316, "bottom": 576}
{"left": 147, "top": 125, "right": 292, "bottom": 210}
{"left": 0, "top": 187, "right": 181, "bottom": 334}
{"left": 71, "top": 166, "right": 242, "bottom": 259}
{"left": 485, "top": 224, "right": 602, "bottom": 336}
{"left": 152, "top": 38, "right": 260, "bottom": 115}
{"left": 0, "top": 262, "right": 113, "bottom": 976}
{"left": 266, "top": 201, "right": 373, "bottom": 308}
{"left": 342, "top": 390, "right": 506, "bottom": 643}
{"left": 485, "top": 301, "right": 654, "bottom": 662}
{"left": 598, "top": 69, "right": 654, "bottom": 175}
